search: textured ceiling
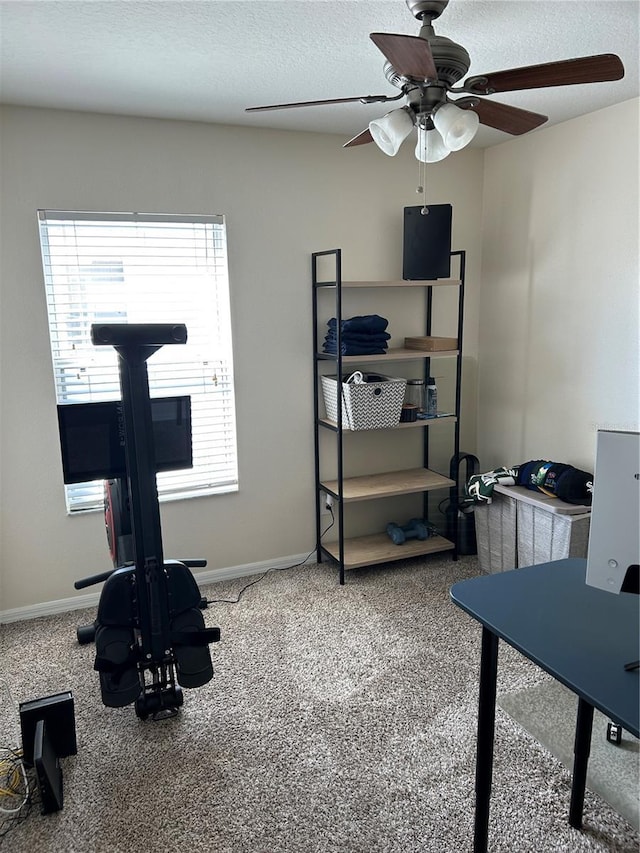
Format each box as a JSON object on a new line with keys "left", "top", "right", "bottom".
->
{"left": 1, "top": 0, "right": 638, "bottom": 148}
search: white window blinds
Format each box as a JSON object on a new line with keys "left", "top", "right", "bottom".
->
{"left": 38, "top": 211, "right": 238, "bottom": 513}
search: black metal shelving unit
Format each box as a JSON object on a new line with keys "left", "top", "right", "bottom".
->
{"left": 313, "top": 248, "right": 466, "bottom": 584}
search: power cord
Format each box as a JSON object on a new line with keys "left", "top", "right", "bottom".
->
{"left": 0, "top": 748, "right": 29, "bottom": 818}
{"left": 0, "top": 679, "right": 34, "bottom": 845}
{"left": 205, "top": 508, "right": 335, "bottom": 605}
{"left": 0, "top": 681, "right": 31, "bottom": 838}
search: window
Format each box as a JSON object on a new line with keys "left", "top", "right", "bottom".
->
{"left": 38, "top": 211, "right": 238, "bottom": 513}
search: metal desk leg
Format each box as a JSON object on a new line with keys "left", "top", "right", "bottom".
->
{"left": 474, "top": 627, "right": 499, "bottom": 853}
{"left": 569, "top": 697, "right": 594, "bottom": 828}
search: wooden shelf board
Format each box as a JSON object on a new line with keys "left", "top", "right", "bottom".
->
{"left": 322, "top": 533, "right": 455, "bottom": 569}
{"left": 316, "top": 347, "right": 459, "bottom": 363}
{"left": 318, "top": 416, "right": 457, "bottom": 432}
{"left": 317, "top": 279, "right": 461, "bottom": 289}
{"left": 321, "top": 468, "right": 454, "bottom": 501}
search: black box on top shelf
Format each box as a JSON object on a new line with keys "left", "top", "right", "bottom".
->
{"left": 403, "top": 204, "right": 452, "bottom": 280}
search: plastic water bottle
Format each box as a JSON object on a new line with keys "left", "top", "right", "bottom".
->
{"left": 426, "top": 377, "right": 437, "bottom": 417}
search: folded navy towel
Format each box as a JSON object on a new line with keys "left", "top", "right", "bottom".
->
{"left": 327, "top": 314, "right": 389, "bottom": 334}
{"left": 324, "top": 331, "right": 391, "bottom": 344}
{"left": 322, "top": 341, "right": 388, "bottom": 355}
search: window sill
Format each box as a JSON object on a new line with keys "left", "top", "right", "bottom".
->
{"left": 66, "top": 483, "right": 239, "bottom": 516}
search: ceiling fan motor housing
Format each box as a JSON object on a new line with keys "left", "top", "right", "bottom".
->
{"left": 427, "top": 34, "right": 471, "bottom": 87}
{"left": 383, "top": 33, "right": 470, "bottom": 90}
{"left": 405, "top": 0, "right": 470, "bottom": 88}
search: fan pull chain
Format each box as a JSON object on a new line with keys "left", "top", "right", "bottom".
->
{"left": 416, "top": 121, "right": 429, "bottom": 214}
{"left": 416, "top": 146, "right": 424, "bottom": 197}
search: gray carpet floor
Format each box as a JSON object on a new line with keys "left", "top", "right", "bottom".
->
{"left": 1, "top": 555, "right": 638, "bottom": 852}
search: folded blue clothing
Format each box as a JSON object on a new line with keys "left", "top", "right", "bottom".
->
{"left": 327, "top": 314, "right": 389, "bottom": 334}
{"left": 323, "top": 341, "right": 388, "bottom": 355}
{"left": 324, "top": 331, "right": 391, "bottom": 344}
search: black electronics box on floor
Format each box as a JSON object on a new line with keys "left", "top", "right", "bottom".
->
{"left": 34, "top": 719, "right": 64, "bottom": 814}
{"left": 19, "top": 691, "right": 77, "bottom": 766}
{"left": 403, "top": 204, "right": 453, "bottom": 280}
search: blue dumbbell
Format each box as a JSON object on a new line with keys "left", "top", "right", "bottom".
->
{"left": 386, "top": 518, "right": 430, "bottom": 545}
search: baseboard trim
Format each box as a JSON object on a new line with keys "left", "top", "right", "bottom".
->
{"left": 0, "top": 552, "right": 312, "bottom": 624}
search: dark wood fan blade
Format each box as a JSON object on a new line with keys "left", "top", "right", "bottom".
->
{"left": 246, "top": 95, "right": 389, "bottom": 112}
{"left": 343, "top": 129, "right": 374, "bottom": 148}
{"left": 456, "top": 98, "right": 548, "bottom": 135}
{"left": 370, "top": 33, "right": 437, "bottom": 80}
{"left": 465, "top": 54, "right": 624, "bottom": 95}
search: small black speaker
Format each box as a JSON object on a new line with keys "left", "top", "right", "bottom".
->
{"left": 403, "top": 204, "right": 453, "bottom": 280}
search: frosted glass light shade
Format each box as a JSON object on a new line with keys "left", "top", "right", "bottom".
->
{"left": 369, "top": 108, "right": 414, "bottom": 156}
{"left": 433, "top": 103, "right": 479, "bottom": 151}
{"left": 414, "top": 126, "right": 450, "bottom": 163}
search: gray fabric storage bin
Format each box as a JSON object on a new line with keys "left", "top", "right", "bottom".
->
{"left": 474, "top": 495, "right": 517, "bottom": 574}
{"left": 516, "top": 502, "right": 591, "bottom": 566}
{"left": 475, "top": 485, "right": 591, "bottom": 574}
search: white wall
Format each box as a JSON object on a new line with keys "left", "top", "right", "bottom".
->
{"left": 478, "top": 98, "right": 639, "bottom": 473}
{"left": 0, "top": 106, "right": 484, "bottom": 612}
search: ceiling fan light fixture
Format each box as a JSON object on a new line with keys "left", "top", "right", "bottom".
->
{"left": 415, "top": 126, "right": 450, "bottom": 163}
{"left": 433, "top": 102, "right": 479, "bottom": 151}
{"left": 369, "top": 107, "right": 415, "bottom": 156}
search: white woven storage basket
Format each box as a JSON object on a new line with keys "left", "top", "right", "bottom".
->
{"left": 320, "top": 374, "right": 406, "bottom": 430}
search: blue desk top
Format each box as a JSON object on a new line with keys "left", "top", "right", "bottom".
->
{"left": 450, "top": 558, "right": 640, "bottom": 736}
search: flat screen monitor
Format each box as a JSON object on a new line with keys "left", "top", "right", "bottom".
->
{"left": 57, "top": 395, "right": 192, "bottom": 484}
{"left": 586, "top": 429, "right": 639, "bottom": 594}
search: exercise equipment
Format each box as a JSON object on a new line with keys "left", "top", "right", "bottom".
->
{"left": 75, "top": 478, "right": 207, "bottom": 646}
{"left": 72, "top": 323, "right": 220, "bottom": 720}
{"left": 386, "top": 518, "right": 430, "bottom": 545}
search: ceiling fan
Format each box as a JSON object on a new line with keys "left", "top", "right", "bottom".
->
{"left": 246, "top": 0, "right": 624, "bottom": 162}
